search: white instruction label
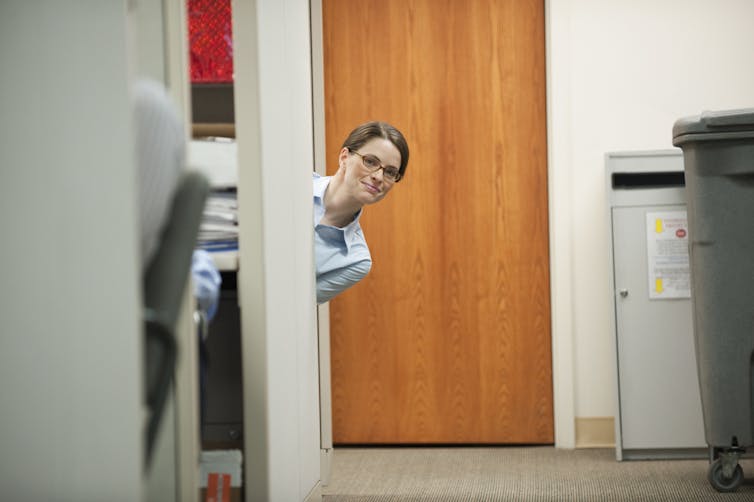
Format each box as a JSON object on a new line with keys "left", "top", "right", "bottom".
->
{"left": 646, "top": 211, "right": 690, "bottom": 300}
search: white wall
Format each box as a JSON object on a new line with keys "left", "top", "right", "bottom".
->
{"left": 234, "top": 0, "right": 321, "bottom": 500}
{"left": 548, "top": 0, "right": 754, "bottom": 427}
{"left": 0, "top": 1, "right": 143, "bottom": 499}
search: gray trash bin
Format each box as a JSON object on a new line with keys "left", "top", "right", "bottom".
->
{"left": 672, "top": 108, "right": 754, "bottom": 493}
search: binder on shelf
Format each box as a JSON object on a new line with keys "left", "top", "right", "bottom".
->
{"left": 197, "top": 188, "right": 238, "bottom": 253}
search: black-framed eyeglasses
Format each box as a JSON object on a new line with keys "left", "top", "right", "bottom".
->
{"left": 349, "top": 149, "right": 402, "bottom": 183}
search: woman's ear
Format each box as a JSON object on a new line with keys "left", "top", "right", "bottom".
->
{"left": 338, "top": 147, "right": 350, "bottom": 167}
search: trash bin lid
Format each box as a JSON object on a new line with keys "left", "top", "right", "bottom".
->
{"left": 673, "top": 108, "right": 754, "bottom": 145}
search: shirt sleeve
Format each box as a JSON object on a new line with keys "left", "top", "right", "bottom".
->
{"left": 192, "top": 249, "right": 222, "bottom": 320}
{"left": 316, "top": 258, "right": 371, "bottom": 304}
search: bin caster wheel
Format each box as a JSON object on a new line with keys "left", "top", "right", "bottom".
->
{"left": 708, "top": 458, "right": 743, "bottom": 493}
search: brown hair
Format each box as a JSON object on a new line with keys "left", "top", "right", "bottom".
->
{"left": 341, "top": 121, "right": 409, "bottom": 181}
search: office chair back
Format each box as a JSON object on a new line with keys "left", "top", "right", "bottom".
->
{"left": 143, "top": 170, "right": 209, "bottom": 468}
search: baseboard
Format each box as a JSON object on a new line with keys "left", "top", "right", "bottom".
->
{"left": 575, "top": 417, "right": 615, "bottom": 448}
{"left": 321, "top": 448, "right": 333, "bottom": 487}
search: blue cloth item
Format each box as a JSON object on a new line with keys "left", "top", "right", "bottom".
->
{"left": 313, "top": 173, "right": 371, "bottom": 304}
{"left": 192, "top": 249, "right": 222, "bottom": 320}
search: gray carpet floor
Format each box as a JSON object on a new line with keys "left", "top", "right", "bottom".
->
{"left": 322, "top": 446, "right": 754, "bottom": 501}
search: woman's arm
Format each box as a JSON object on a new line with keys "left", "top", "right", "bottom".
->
{"left": 316, "top": 258, "right": 371, "bottom": 304}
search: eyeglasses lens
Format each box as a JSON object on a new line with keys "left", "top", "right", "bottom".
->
{"left": 354, "top": 151, "right": 400, "bottom": 182}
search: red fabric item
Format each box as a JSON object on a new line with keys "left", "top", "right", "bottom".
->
{"left": 205, "top": 472, "right": 219, "bottom": 502}
{"left": 188, "top": 0, "right": 233, "bottom": 83}
{"left": 205, "top": 472, "right": 231, "bottom": 502}
{"left": 220, "top": 473, "right": 231, "bottom": 502}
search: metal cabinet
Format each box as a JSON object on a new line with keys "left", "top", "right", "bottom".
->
{"left": 607, "top": 151, "right": 705, "bottom": 460}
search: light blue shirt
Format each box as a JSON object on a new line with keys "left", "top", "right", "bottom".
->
{"left": 192, "top": 249, "right": 222, "bottom": 321}
{"left": 313, "top": 173, "right": 371, "bottom": 304}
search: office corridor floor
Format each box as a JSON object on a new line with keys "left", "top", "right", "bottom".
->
{"left": 322, "top": 446, "right": 754, "bottom": 501}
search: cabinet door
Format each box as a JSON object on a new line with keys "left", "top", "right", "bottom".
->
{"left": 612, "top": 205, "right": 705, "bottom": 451}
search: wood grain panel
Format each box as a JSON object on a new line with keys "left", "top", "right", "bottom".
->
{"left": 324, "top": 0, "right": 552, "bottom": 444}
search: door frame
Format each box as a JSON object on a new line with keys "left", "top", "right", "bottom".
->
{"left": 311, "top": 0, "right": 577, "bottom": 450}
{"left": 543, "top": 0, "right": 576, "bottom": 449}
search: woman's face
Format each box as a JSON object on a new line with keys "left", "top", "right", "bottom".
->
{"left": 339, "top": 138, "right": 402, "bottom": 205}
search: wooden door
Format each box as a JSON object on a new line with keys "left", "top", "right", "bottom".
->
{"left": 323, "top": 0, "right": 552, "bottom": 444}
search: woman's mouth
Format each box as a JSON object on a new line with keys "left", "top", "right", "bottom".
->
{"left": 362, "top": 181, "right": 380, "bottom": 194}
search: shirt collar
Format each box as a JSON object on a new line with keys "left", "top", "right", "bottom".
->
{"left": 313, "top": 172, "right": 328, "bottom": 200}
{"left": 313, "top": 173, "right": 364, "bottom": 251}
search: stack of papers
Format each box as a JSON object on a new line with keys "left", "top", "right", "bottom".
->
{"left": 197, "top": 189, "right": 238, "bottom": 252}
{"left": 188, "top": 137, "right": 239, "bottom": 253}
{"left": 188, "top": 138, "right": 238, "bottom": 189}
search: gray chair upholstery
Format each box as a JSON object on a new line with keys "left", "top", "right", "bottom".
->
{"left": 143, "top": 170, "right": 209, "bottom": 467}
